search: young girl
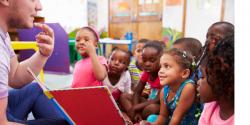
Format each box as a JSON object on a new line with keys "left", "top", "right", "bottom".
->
{"left": 198, "top": 36, "right": 234, "bottom": 125}
{"left": 71, "top": 26, "right": 107, "bottom": 88}
{"left": 103, "top": 48, "right": 131, "bottom": 101}
{"left": 119, "top": 41, "right": 164, "bottom": 123}
{"left": 142, "top": 48, "right": 198, "bottom": 125}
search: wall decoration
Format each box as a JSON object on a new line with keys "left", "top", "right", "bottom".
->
{"left": 87, "top": 1, "right": 98, "bottom": 27}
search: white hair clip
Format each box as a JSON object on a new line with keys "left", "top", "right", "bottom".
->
{"left": 182, "top": 51, "right": 187, "bottom": 58}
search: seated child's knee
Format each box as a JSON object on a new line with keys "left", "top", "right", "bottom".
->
{"left": 142, "top": 104, "right": 160, "bottom": 119}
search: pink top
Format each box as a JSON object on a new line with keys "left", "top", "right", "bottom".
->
{"left": 140, "top": 71, "right": 161, "bottom": 89}
{"left": 71, "top": 56, "right": 107, "bottom": 88}
{"left": 199, "top": 101, "right": 234, "bottom": 125}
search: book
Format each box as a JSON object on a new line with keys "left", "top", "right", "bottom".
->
{"left": 27, "top": 68, "right": 125, "bottom": 125}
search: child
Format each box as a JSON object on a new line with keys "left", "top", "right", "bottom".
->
{"left": 197, "top": 35, "right": 234, "bottom": 125}
{"left": 119, "top": 41, "right": 164, "bottom": 123}
{"left": 197, "top": 21, "right": 234, "bottom": 67}
{"left": 129, "top": 39, "right": 149, "bottom": 88}
{"left": 129, "top": 39, "right": 149, "bottom": 92}
{"left": 103, "top": 48, "right": 131, "bottom": 101}
{"left": 142, "top": 48, "right": 198, "bottom": 125}
{"left": 71, "top": 26, "right": 107, "bottom": 88}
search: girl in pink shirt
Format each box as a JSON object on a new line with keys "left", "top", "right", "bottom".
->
{"left": 197, "top": 36, "right": 234, "bottom": 125}
{"left": 71, "top": 27, "right": 107, "bottom": 88}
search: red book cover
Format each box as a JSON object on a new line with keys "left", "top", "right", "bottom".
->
{"left": 49, "top": 86, "right": 125, "bottom": 125}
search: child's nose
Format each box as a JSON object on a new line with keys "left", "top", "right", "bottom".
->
{"left": 114, "top": 60, "right": 119, "bottom": 65}
{"left": 158, "top": 68, "right": 164, "bottom": 74}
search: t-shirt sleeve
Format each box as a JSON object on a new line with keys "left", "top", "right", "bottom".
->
{"left": 140, "top": 71, "right": 149, "bottom": 83}
{"left": 7, "top": 34, "right": 16, "bottom": 58}
{"left": 0, "top": 82, "right": 8, "bottom": 99}
{"left": 198, "top": 102, "right": 216, "bottom": 125}
{"left": 0, "top": 46, "right": 9, "bottom": 99}
{"left": 124, "top": 71, "right": 132, "bottom": 94}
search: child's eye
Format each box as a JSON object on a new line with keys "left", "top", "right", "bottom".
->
{"left": 165, "top": 65, "right": 170, "bottom": 69}
{"left": 150, "top": 59, "right": 155, "bottom": 62}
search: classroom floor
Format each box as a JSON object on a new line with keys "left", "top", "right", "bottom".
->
{"left": 44, "top": 66, "right": 74, "bottom": 89}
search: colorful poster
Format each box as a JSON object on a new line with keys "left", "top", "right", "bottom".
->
{"left": 87, "top": 1, "right": 98, "bottom": 27}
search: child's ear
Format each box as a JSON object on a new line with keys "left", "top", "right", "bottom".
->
{"left": 0, "top": 0, "right": 9, "bottom": 6}
{"left": 181, "top": 69, "right": 190, "bottom": 79}
{"left": 94, "top": 42, "right": 98, "bottom": 47}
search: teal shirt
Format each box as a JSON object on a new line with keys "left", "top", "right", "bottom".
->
{"left": 163, "top": 79, "right": 198, "bottom": 125}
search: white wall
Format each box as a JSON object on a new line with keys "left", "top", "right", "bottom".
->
{"left": 39, "top": 0, "right": 87, "bottom": 33}
{"left": 224, "top": 0, "right": 234, "bottom": 24}
{"left": 97, "top": 0, "right": 109, "bottom": 31}
{"left": 185, "top": 0, "right": 222, "bottom": 45}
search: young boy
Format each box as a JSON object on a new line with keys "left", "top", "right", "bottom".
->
{"left": 128, "top": 39, "right": 149, "bottom": 92}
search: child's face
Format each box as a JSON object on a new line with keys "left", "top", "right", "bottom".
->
{"left": 206, "top": 25, "right": 223, "bottom": 52}
{"left": 108, "top": 50, "right": 130, "bottom": 75}
{"left": 197, "top": 66, "right": 216, "bottom": 103}
{"left": 158, "top": 54, "right": 185, "bottom": 86}
{"left": 141, "top": 47, "right": 161, "bottom": 73}
{"left": 75, "top": 29, "right": 97, "bottom": 56}
{"left": 134, "top": 43, "right": 145, "bottom": 66}
{"left": 134, "top": 43, "right": 145, "bottom": 59}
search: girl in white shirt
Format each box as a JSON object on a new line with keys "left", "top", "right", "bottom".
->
{"left": 103, "top": 48, "right": 131, "bottom": 101}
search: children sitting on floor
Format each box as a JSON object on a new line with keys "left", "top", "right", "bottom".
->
{"left": 103, "top": 48, "right": 132, "bottom": 101}
{"left": 71, "top": 26, "right": 107, "bottom": 88}
{"left": 119, "top": 41, "right": 164, "bottom": 123}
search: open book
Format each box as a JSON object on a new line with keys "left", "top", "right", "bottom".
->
{"left": 27, "top": 68, "right": 125, "bottom": 125}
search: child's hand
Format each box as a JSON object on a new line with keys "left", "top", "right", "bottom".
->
{"left": 34, "top": 23, "right": 54, "bottom": 57}
{"left": 134, "top": 113, "right": 142, "bottom": 123}
{"left": 128, "top": 107, "right": 136, "bottom": 120}
{"left": 83, "top": 40, "right": 96, "bottom": 56}
{"left": 138, "top": 120, "right": 152, "bottom": 125}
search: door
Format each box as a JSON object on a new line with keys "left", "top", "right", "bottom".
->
{"left": 109, "top": 0, "right": 163, "bottom": 50}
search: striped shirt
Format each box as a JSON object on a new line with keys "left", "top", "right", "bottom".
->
{"left": 128, "top": 58, "right": 142, "bottom": 88}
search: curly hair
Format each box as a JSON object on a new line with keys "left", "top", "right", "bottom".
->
{"left": 206, "top": 35, "right": 234, "bottom": 103}
{"left": 164, "top": 48, "right": 195, "bottom": 76}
